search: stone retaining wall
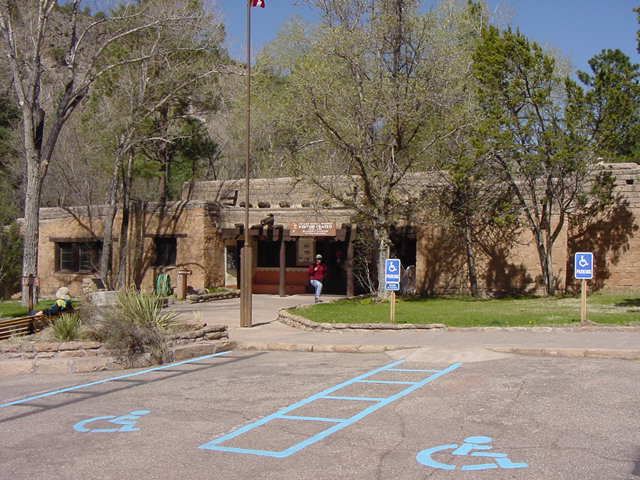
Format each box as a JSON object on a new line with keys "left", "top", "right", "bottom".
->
{"left": 187, "top": 291, "right": 240, "bottom": 303}
{"left": 0, "top": 325, "right": 230, "bottom": 376}
{"left": 278, "top": 309, "right": 446, "bottom": 331}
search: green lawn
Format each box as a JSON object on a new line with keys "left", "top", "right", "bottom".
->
{"left": 0, "top": 300, "right": 67, "bottom": 319}
{"left": 291, "top": 294, "right": 640, "bottom": 327}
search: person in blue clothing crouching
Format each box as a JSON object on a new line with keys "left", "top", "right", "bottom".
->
{"left": 36, "top": 287, "right": 73, "bottom": 316}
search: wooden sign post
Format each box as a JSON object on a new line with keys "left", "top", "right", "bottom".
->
{"left": 390, "top": 291, "right": 396, "bottom": 323}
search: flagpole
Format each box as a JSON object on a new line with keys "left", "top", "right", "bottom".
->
{"left": 240, "top": 0, "right": 253, "bottom": 328}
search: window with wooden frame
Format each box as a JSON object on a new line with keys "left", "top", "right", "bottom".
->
{"left": 55, "top": 242, "right": 102, "bottom": 273}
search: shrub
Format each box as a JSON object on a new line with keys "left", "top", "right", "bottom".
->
{"left": 52, "top": 312, "right": 82, "bottom": 341}
{"left": 86, "top": 290, "right": 176, "bottom": 367}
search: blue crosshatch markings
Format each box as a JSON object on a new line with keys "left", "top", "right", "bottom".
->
{"left": 574, "top": 252, "right": 594, "bottom": 279}
{"left": 199, "top": 360, "right": 462, "bottom": 458}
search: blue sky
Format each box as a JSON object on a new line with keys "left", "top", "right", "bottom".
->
{"left": 217, "top": 0, "right": 640, "bottom": 75}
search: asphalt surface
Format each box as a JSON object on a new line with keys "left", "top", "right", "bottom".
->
{"left": 1, "top": 350, "right": 638, "bottom": 480}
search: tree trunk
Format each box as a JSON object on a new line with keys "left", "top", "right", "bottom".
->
{"left": 99, "top": 154, "right": 123, "bottom": 288}
{"left": 116, "top": 151, "right": 134, "bottom": 289}
{"left": 376, "top": 226, "right": 391, "bottom": 299}
{"left": 157, "top": 106, "right": 171, "bottom": 205}
{"left": 533, "top": 227, "right": 555, "bottom": 296}
{"left": 21, "top": 159, "right": 43, "bottom": 307}
{"left": 462, "top": 215, "right": 480, "bottom": 297}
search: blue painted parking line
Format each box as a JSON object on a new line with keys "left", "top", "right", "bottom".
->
{"left": 199, "top": 360, "right": 462, "bottom": 458}
{"left": 279, "top": 415, "right": 346, "bottom": 422}
{"left": 0, "top": 351, "right": 232, "bottom": 409}
{"left": 320, "top": 395, "right": 386, "bottom": 401}
{"left": 387, "top": 368, "right": 439, "bottom": 372}
{"left": 357, "top": 380, "right": 418, "bottom": 385}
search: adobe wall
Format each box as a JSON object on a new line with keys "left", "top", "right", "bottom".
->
{"left": 415, "top": 219, "right": 568, "bottom": 296}
{"left": 415, "top": 163, "right": 640, "bottom": 295}
{"left": 37, "top": 202, "right": 221, "bottom": 296}
{"left": 567, "top": 163, "right": 640, "bottom": 292}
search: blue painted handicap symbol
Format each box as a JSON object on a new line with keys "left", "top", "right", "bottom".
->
{"left": 417, "top": 436, "right": 528, "bottom": 471}
{"left": 385, "top": 259, "right": 401, "bottom": 281}
{"left": 73, "top": 410, "right": 151, "bottom": 433}
{"left": 574, "top": 252, "right": 593, "bottom": 279}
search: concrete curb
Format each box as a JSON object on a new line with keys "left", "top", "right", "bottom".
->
{"left": 234, "top": 341, "right": 418, "bottom": 353}
{"left": 487, "top": 346, "right": 640, "bottom": 360}
{"left": 280, "top": 308, "right": 640, "bottom": 333}
{"left": 278, "top": 309, "right": 446, "bottom": 331}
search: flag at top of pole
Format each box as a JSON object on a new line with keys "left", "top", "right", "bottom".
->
{"left": 252, "top": 0, "right": 266, "bottom": 7}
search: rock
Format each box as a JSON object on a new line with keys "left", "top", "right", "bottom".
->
{"left": 202, "top": 325, "right": 227, "bottom": 334}
{"left": 72, "top": 357, "right": 114, "bottom": 373}
{"left": 35, "top": 352, "right": 56, "bottom": 359}
{"left": 172, "top": 343, "right": 221, "bottom": 361}
{"left": 0, "top": 344, "right": 20, "bottom": 353}
{"left": 58, "top": 350, "right": 86, "bottom": 358}
{"left": 59, "top": 341, "right": 85, "bottom": 351}
{"left": 87, "top": 291, "right": 119, "bottom": 307}
{"left": 35, "top": 359, "right": 73, "bottom": 374}
{"left": 204, "top": 332, "right": 227, "bottom": 340}
{"left": 35, "top": 343, "right": 59, "bottom": 352}
{"left": 0, "top": 360, "right": 34, "bottom": 376}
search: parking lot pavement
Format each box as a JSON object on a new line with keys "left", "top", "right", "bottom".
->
{"left": 1, "top": 351, "right": 638, "bottom": 480}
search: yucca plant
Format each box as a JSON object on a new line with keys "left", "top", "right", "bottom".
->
{"left": 85, "top": 289, "right": 176, "bottom": 367}
{"left": 116, "top": 289, "right": 177, "bottom": 330}
{"left": 52, "top": 312, "right": 82, "bottom": 341}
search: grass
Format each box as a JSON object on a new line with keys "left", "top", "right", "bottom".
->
{"left": 0, "top": 300, "right": 57, "bottom": 319}
{"left": 291, "top": 294, "right": 640, "bottom": 327}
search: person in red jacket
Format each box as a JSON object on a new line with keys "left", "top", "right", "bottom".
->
{"left": 308, "top": 254, "right": 327, "bottom": 303}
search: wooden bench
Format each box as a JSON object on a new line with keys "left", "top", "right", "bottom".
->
{"left": 0, "top": 315, "right": 52, "bottom": 341}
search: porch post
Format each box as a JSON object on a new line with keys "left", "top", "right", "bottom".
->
{"left": 279, "top": 226, "right": 286, "bottom": 297}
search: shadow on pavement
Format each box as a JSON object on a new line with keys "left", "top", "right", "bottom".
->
{"left": 0, "top": 352, "right": 266, "bottom": 424}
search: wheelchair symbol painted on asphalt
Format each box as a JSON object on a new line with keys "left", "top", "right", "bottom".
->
{"left": 73, "top": 410, "right": 151, "bottom": 433}
{"left": 416, "top": 436, "right": 528, "bottom": 471}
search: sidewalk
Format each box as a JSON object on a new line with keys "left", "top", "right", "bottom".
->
{"left": 170, "top": 294, "right": 640, "bottom": 362}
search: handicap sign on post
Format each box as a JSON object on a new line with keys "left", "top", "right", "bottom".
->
{"left": 417, "top": 435, "right": 528, "bottom": 471}
{"left": 385, "top": 259, "right": 401, "bottom": 291}
{"left": 73, "top": 410, "right": 151, "bottom": 433}
{"left": 574, "top": 252, "right": 594, "bottom": 280}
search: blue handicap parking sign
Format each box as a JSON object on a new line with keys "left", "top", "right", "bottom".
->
{"left": 385, "top": 259, "right": 401, "bottom": 282}
{"left": 385, "top": 282, "right": 400, "bottom": 291}
{"left": 574, "top": 252, "right": 593, "bottom": 280}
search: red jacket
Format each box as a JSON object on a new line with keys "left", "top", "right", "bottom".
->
{"left": 308, "top": 263, "right": 327, "bottom": 281}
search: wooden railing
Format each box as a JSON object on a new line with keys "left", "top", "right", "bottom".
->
{"left": 0, "top": 315, "right": 51, "bottom": 341}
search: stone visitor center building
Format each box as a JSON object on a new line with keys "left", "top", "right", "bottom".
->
{"left": 35, "top": 163, "right": 640, "bottom": 298}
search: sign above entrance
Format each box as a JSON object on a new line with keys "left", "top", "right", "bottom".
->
{"left": 290, "top": 222, "right": 336, "bottom": 237}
